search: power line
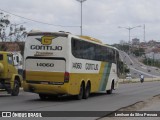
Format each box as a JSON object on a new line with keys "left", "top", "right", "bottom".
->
{"left": 0, "top": 8, "right": 80, "bottom": 28}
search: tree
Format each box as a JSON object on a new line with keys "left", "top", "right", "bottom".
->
{"left": 112, "top": 44, "right": 129, "bottom": 52}
{"left": 0, "top": 12, "right": 10, "bottom": 41}
{"left": 0, "top": 43, "right": 7, "bottom": 51}
{"left": 0, "top": 12, "right": 27, "bottom": 42}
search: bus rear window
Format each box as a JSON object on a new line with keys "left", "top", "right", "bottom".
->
{"left": 0, "top": 54, "right": 3, "bottom": 60}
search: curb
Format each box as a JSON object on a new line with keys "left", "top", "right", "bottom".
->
{"left": 119, "top": 78, "right": 160, "bottom": 84}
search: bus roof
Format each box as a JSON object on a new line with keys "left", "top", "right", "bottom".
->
{"left": 27, "top": 31, "right": 69, "bottom": 37}
{"left": 79, "top": 36, "right": 103, "bottom": 44}
{"left": 27, "top": 31, "right": 119, "bottom": 51}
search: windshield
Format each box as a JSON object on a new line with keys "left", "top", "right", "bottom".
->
{"left": 7, "top": 55, "right": 13, "bottom": 65}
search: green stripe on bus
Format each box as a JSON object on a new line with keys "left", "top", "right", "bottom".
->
{"left": 99, "top": 62, "right": 112, "bottom": 91}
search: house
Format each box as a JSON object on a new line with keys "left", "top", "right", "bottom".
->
{"left": 145, "top": 48, "right": 160, "bottom": 61}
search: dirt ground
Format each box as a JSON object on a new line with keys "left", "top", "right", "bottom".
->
{"left": 99, "top": 94, "right": 160, "bottom": 120}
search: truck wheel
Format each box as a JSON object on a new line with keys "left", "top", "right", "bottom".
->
{"left": 76, "top": 83, "right": 84, "bottom": 100}
{"left": 83, "top": 82, "right": 90, "bottom": 99}
{"left": 11, "top": 80, "right": 20, "bottom": 96}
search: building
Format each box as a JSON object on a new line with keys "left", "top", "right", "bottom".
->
{"left": 0, "top": 42, "right": 24, "bottom": 52}
{"left": 132, "top": 38, "right": 140, "bottom": 45}
{"left": 145, "top": 48, "right": 160, "bottom": 61}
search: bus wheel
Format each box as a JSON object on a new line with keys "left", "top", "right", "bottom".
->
{"left": 11, "top": 80, "right": 20, "bottom": 96}
{"left": 83, "top": 82, "right": 90, "bottom": 99}
{"left": 107, "top": 82, "right": 114, "bottom": 94}
{"left": 76, "top": 83, "right": 84, "bottom": 100}
{"left": 39, "top": 94, "right": 47, "bottom": 100}
{"left": 48, "top": 95, "right": 58, "bottom": 100}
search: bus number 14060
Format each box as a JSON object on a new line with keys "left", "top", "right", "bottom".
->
{"left": 37, "top": 63, "right": 54, "bottom": 67}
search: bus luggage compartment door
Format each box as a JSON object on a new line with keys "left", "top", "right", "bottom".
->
{"left": 25, "top": 58, "right": 66, "bottom": 83}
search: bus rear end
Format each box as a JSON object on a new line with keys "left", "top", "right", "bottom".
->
{"left": 23, "top": 32, "right": 70, "bottom": 96}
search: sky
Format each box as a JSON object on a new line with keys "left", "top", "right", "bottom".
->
{"left": 0, "top": 0, "right": 160, "bottom": 45}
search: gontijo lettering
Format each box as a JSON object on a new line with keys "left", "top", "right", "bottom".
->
{"left": 85, "top": 63, "right": 98, "bottom": 70}
{"left": 30, "top": 45, "right": 62, "bottom": 50}
{"left": 31, "top": 36, "right": 62, "bottom": 51}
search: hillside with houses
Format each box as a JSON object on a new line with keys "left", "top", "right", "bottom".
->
{"left": 114, "top": 38, "right": 160, "bottom": 68}
{"left": 0, "top": 41, "right": 24, "bottom": 55}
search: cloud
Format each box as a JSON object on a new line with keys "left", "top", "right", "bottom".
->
{"left": 1, "top": 0, "right": 160, "bottom": 44}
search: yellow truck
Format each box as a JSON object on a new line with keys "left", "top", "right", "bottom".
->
{"left": 0, "top": 51, "right": 22, "bottom": 96}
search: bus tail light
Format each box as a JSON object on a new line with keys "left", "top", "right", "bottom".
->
{"left": 64, "top": 72, "right": 69, "bottom": 83}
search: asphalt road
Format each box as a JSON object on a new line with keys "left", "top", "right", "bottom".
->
{"left": 119, "top": 51, "right": 160, "bottom": 78}
{"left": 0, "top": 81, "right": 160, "bottom": 120}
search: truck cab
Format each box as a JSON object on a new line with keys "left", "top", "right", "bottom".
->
{"left": 0, "top": 51, "right": 22, "bottom": 96}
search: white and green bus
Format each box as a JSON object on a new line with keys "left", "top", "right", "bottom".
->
{"left": 23, "top": 31, "right": 120, "bottom": 100}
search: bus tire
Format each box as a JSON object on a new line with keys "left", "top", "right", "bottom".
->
{"left": 107, "top": 81, "right": 114, "bottom": 94}
{"left": 11, "top": 80, "right": 20, "bottom": 96}
{"left": 48, "top": 95, "right": 58, "bottom": 100}
{"left": 83, "top": 82, "right": 90, "bottom": 99}
{"left": 76, "top": 83, "right": 84, "bottom": 100}
{"left": 39, "top": 94, "right": 47, "bottom": 100}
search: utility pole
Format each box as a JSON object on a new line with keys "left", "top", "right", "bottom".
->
{"left": 76, "top": 0, "right": 87, "bottom": 36}
{"left": 118, "top": 25, "right": 141, "bottom": 53}
{"left": 144, "top": 24, "right": 145, "bottom": 42}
